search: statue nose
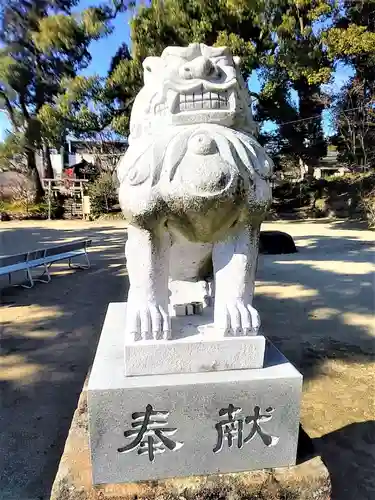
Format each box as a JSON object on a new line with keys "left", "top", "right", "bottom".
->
{"left": 179, "top": 57, "right": 215, "bottom": 80}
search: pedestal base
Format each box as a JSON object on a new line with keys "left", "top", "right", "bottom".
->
{"left": 51, "top": 390, "right": 331, "bottom": 500}
{"left": 88, "top": 304, "right": 303, "bottom": 485}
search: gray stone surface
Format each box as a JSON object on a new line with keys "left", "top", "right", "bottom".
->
{"left": 51, "top": 390, "right": 331, "bottom": 500}
{"left": 125, "top": 335, "right": 266, "bottom": 376}
{"left": 88, "top": 305, "right": 302, "bottom": 485}
{"left": 106, "top": 302, "right": 267, "bottom": 375}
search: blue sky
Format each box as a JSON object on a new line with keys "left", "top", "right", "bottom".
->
{"left": 77, "top": 0, "right": 133, "bottom": 77}
{"left": 0, "top": 0, "right": 354, "bottom": 140}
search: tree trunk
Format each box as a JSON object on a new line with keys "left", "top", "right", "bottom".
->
{"left": 27, "top": 149, "right": 44, "bottom": 203}
{"left": 43, "top": 143, "right": 54, "bottom": 179}
{"left": 306, "top": 164, "right": 315, "bottom": 177}
{"left": 294, "top": 78, "right": 326, "bottom": 168}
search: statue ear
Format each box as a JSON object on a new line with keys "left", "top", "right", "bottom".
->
{"left": 143, "top": 57, "right": 162, "bottom": 83}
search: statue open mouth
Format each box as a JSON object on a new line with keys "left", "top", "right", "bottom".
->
{"left": 174, "top": 90, "right": 230, "bottom": 112}
{"left": 155, "top": 90, "right": 234, "bottom": 116}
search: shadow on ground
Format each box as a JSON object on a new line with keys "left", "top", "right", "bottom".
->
{"left": 315, "top": 420, "right": 375, "bottom": 500}
{"left": 0, "top": 221, "right": 374, "bottom": 499}
{"left": 0, "top": 223, "right": 128, "bottom": 500}
{"left": 254, "top": 229, "right": 374, "bottom": 500}
{"left": 256, "top": 232, "right": 374, "bottom": 376}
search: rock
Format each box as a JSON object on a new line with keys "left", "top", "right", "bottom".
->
{"left": 50, "top": 389, "right": 331, "bottom": 500}
{"left": 185, "top": 229, "right": 298, "bottom": 279}
{"left": 259, "top": 231, "right": 298, "bottom": 254}
{"left": 0, "top": 212, "right": 11, "bottom": 221}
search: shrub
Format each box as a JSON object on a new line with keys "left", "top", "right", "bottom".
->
{"left": 273, "top": 172, "right": 375, "bottom": 217}
{"left": 0, "top": 196, "right": 63, "bottom": 220}
{"left": 97, "top": 211, "right": 125, "bottom": 221}
{"left": 360, "top": 189, "right": 375, "bottom": 228}
{"left": 43, "top": 193, "right": 64, "bottom": 219}
{"left": 88, "top": 173, "right": 118, "bottom": 217}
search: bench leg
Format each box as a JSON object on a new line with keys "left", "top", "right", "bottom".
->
{"left": 68, "top": 252, "right": 90, "bottom": 270}
{"left": 21, "top": 268, "right": 34, "bottom": 289}
{"left": 34, "top": 263, "right": 52, "bottom": 284}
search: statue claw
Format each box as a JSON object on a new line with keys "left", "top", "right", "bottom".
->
{"left": 215, "top": 299, "right": 260, "bottom": 337}
{"left": 126, "top": 301, "right": 170, "bottom": 342}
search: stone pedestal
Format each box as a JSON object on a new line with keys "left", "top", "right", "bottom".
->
{"left": 88, "top": 303, "right": 303, "bottom": 485}
{"left": 51, "top": 390, "right": 331, "bottom": 500}
{"left": 123, "top": 302, "right": 266, "bottom": 376}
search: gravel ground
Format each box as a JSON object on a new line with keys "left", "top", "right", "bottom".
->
{"left": 0, "top": 219, "right": 374, "bottom": 500}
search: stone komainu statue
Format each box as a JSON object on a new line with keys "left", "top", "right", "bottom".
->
{"left": 117, "top": 43, "right": 273, "bottom": 340}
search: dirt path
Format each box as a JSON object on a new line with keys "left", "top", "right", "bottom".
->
{"left": 0, "top": 219, "right": 374, "bottom": 500}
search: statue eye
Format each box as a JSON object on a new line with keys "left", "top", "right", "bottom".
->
{"left": 207, "top": 64, "right": 215, "bottom": 75}
{"left": 210, "top": 66, "right": 222, "bottom": 79}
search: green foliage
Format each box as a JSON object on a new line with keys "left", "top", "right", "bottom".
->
{"left": 128, "top": 0, "right": 331, "bottom": 169}
{"left": 33, "top": 15, "right": 88, "bottom": 53}
{"left": 82, "top": 7, "right": 113, "bottom": 39}
{"left": 323, "top": 0, "right": 375, "bottom": 94}
{"left": 42, "top": 193, "right": 65, "bottom": 218}
{"left": 104, "top": 55, "right": 143, "bottom": 135}
{"left": 39, "top": 46, "right": 142, "bottom": 139}
{"left": 314, "top": 197, "right": 326, "bottom": 211}
{"left": 130, "top": 0, "right": 272, "bottom": 75}
{"left": 256, "top": 0, "right": 334, "bottom": 170}
{"left": 0, "top": 132, "right": 27, "bottom": 172}
{"left": 0, "top": 199, "right": 60, "bottom": 219}
{"left": 38, "top": 75, "right": 107, "bottom": 142}
{"left": 88, "top": 172, "right": 118, "bottom": 217}
{"left": 324, "top": 25, "right": 375, "bottom": 60}
{"left": 323, "top": 1, "right": 375, "bottom": 171}
{"left": 273, "top": 172, "right": 375, "bottom": 221}
{"left": 0, "top": 0, "right": 131, "bottom": 199}
{"left": 324, "top": 1, "right": 375, "bottom": 73}
{"left": 360, "top": 189, "right": 375, "bottom": 228}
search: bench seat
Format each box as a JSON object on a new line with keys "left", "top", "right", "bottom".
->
{"left": 0, "top": 240, "right": 91, "bottom": 287}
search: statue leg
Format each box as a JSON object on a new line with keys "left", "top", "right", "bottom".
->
{"left": 125, "top": 224, "right": 171, "bottom": 341}
{"left": 213, "top": 224, "right": 261, "bottom": 336}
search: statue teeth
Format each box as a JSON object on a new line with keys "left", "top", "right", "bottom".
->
{"left": 176, "top": 91, "right": 229, "bottom": 112}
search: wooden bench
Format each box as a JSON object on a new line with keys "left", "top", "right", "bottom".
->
{"left": 0, "top": 239, "right": 92, "bottom": 288}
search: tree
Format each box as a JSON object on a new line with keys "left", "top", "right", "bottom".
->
{"left": 88, "top": 172, "right": 118, "bottom": 216}
{"left": 78, "top": 130, "right": 127, "bottom": 176}
{"left": 255, "top": 0, "right": 335, "bottom": 174}
{"left": 323, "top": 0, "right": 375, "bottom": 170}
{"left": 44, "top": 0, "right": 337, "bottom": 160}
{"left": 332, "top": 78, "right": 375, "bottom": 170}
{"left": 42, "top": 0, "right": 270, "bottom": 140}
{"left": 38, "top": 41, "right": 143, "bottom": 140}
{"left": 324, "top": 0, "right": 375, "bottom": 83}
{"left": 127, "top": 0, "right": 332, "bottom": 173}
{"left": 0, "top": 0, "right": 130, "bottom": 201}
{"left": 103, "top": 43, "right": 143, "bottom": 135}
{"left": 0, "top": 132, "right": 27, "bottom": 174}
{"left": 131, "top": 0, "right": 274, "bottom": 75}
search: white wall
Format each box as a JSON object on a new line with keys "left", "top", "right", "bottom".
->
{"left": 50, "top": 154, "right": 64, "bottom": 178}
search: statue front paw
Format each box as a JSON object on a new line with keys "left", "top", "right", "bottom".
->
{"left": 126, "top": 300, "right": 171, "bottom": 341}
{"left": 215, "top": 299, "right": 260, "bottom": 336}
